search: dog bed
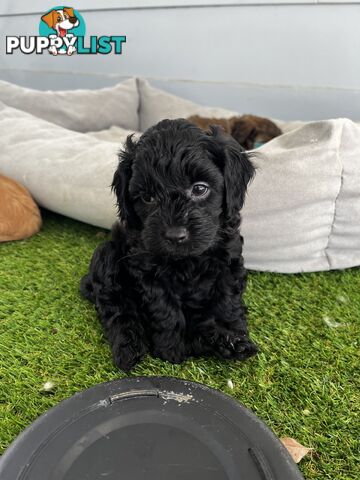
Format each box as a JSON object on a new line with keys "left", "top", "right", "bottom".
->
{"left": 0, "top": 78, "right": 139, "bottom": 132}
{"left": 0, "top": 79, "right": 359, "bottom": 273}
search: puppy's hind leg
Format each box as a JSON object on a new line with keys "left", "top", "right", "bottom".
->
{"left": 80, "top": 274, "right": 96, "bottom": 303}
{"left": 81, "top": 240, "right": 148, "bottom": 371}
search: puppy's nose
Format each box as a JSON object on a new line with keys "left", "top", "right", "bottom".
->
{"left": 69, "top": 16, "right": 78, "bottom": 24}
{"left": 165, "top": 227, "right": 189, "bottom": 243}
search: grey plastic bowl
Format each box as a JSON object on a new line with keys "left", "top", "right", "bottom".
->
{"left": 0, "top": 376, "right": 304, "bottom": 479}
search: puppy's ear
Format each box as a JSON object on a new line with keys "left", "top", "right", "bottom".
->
{"left": 209, "top": 126, "right": 255, "bottom": 221}
{"left": 112, "top": 134, "right": 140, "bottom": 228}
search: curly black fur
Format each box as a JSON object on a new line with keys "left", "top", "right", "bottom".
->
{"left": 80, "top": 118, "right": 257, "bottom": 371}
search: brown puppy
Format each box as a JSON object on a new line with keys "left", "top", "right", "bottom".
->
{"left": 188, "top": 114, "right": 282, "bottom": 150}
{"left": 0, "top": 175, "right": 41, "bottom": 242}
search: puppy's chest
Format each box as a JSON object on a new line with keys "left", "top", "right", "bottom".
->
{"left": 131, "top": 256, "right": 226, "bottom": 307}
{"left": 167, "top": 264, "right": 216, "bottom": 304}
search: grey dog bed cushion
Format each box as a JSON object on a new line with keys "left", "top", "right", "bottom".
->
{"left": 242, "top": 119, "right": 360, "bottom": 272}
{"left": 0, "top": 78, "right": 139, "bottom": 132}
{"left": 0, "top": 79, "right": 359, "bottom": 273}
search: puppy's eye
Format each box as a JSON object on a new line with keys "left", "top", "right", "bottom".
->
{"left": 57, "top": 16, "right": 62, "bottom": 21}
{"left": 141, "top": 194, "right": 156, "bottom": 205}
{"left": 191, "top": 183, "right": 210, "bottom": 199}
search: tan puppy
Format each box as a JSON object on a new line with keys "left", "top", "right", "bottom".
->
{"left": 0, "top": 175, "right": 41, "bottom": 242}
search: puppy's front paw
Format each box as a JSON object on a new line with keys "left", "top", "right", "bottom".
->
{"left": 112, "top": 334, "right": 148, "bottom": 372}
{"left": 113, "top": 343, "right": 145, "bottom": 372}
{"left": 152, "top": 347, "right": 187, "bottom": 365}
{"left": 231, "top": 335, "right": 258, "bottom": 359}
{"left": 216, "top": 334, "right": 258, "bottom": 360}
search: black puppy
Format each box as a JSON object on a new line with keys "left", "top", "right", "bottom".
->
{"left": 81, "top": 119, "right": 257, "bottom": 371}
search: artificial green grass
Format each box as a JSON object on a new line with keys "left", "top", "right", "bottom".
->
{"left": 0, "top": 210, "right": 359, "bottom": 479}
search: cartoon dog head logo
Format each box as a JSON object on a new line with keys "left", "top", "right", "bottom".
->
{"left": 39, "top": 6, "right": 85, "bottom": 56}
{"left": 41, "top": 7, "right": 79, "bottom": 37}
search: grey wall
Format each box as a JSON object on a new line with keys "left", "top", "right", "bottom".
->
{"left": 0, "top": 1, "right": 359, "bottom": 120}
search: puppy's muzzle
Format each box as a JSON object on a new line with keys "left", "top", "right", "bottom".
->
{"left": 165, "top": 227, "right": 189, "bottom": 244}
